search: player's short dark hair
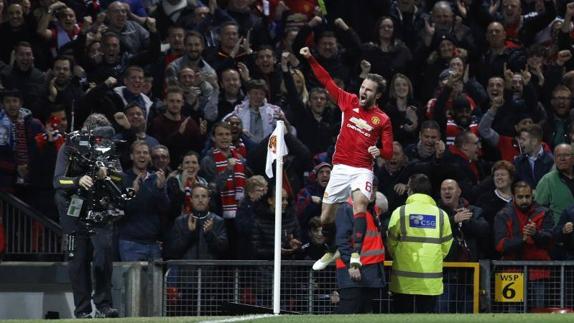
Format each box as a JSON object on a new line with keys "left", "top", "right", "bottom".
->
{"left": 185, "top": 30, "right": 205, "bottom": 47}
{"left": 365, "top": 74, "right": 387, "bottom": 94}
{"left": 408, "top": 173, "right": 432, "bottom": 195}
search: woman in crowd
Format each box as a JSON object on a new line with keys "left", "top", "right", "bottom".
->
{"left": 360, "top": 16, "right": 413, "bottom": 83}
{"left": 476, "top": 160, "right": 515, "bottom": 259}
{"left": 166, "top": 150, "right": 208, "bottom": 224}
{"left": 384, "top": 73, "right": 421, "bottom": 147}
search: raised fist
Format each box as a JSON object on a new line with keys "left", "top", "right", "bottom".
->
{"left": 299, "top": 47, "right": 311, "bottom": 59}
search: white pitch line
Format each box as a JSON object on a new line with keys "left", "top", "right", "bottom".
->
{"left": 199, "top": 314, "right": 277, "bottom": 323}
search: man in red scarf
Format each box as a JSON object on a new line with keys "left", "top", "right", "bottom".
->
{"left": 494, "top": 181, "right": 554, "bottom": 310}
{"left": 201, "top": 122, "right": 246, "bottom": 258}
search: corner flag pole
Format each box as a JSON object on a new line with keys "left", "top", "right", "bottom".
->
{"left": 273, "top": 121, "right": 285, "bottom": 315}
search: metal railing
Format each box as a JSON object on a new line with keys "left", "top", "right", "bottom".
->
{"left": 161, "top": 260, "right": 481, "bottom": 316}
{"left": 489, "top": 261, "right": 574, "bottom": 313}
{"left": 0, "top": 192, "right": 64, "bottom": 260}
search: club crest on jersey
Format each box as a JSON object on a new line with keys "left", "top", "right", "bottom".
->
{"left": 371, "top": 116, "right": 381, "bottom": 125}
{"left": 349, "top": 117, "right": 373, "bottom": 131}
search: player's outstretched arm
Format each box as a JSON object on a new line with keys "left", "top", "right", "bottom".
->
{"left": 299, "top": 47, "right": 350, "bottom": 109}
{"left": 379, "top": 119, "right": 394, "bottom": 160}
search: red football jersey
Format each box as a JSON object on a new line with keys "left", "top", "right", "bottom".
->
{"left": 308, "top": 56, "right": 394, "bottom": 170}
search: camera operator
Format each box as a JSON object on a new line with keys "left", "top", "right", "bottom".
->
{"left": 53, "top": 113, "right": 122, "bottom": 318}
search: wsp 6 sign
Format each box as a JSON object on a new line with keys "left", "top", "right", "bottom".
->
{"left": 494, "top": 273, "right": 524, "bottom": 302}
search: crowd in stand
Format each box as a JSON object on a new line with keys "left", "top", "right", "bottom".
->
{"left": 2, "top": 0, "right": 574, "bottom": 265}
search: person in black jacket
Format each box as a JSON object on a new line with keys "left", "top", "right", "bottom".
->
{"left": 438, "top": 179, "right": 488, "bottom": 313}
{"left": 253, "top": 185, "right": 302, "bottom": 260}
{"left": 554, "top": 205, "right": 574, "bottom": 260}
{"left": 164, "top": 184, "right": 228, "bottom": 260}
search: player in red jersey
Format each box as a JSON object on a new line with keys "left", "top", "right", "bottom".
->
{"left": 299, "top": 47, "right": 394, "bottom": 270}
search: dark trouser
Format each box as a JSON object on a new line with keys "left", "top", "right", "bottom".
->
{"left": 393, "top": 293, "right": 437, "bottom": 313}
{"left": 68, "top": 226, "right": 114, "bottom": 317}
{"left": 336, "top": 288, "right": 378, "bottom": 314}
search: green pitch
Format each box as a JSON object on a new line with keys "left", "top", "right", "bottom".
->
{"left": 3, "top": 314, "right": 574, "bottom": 323}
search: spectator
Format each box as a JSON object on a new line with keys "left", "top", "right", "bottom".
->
{"left": 283, "top": 66, "right": 338, "bottom": 154}
{"left": 119, "top": 141, "right": 168, "bottom": 261}
{"left": 476, "top": 160, "right": 516, "bottom": 259}
{"left": 151, "top": 25, "right": 185, "bottom": 97}
{"left": 150, "top": 144, "right": 171, "bottom": 173}
{"left": 222, "top": 113, "right": 255, "bottom": 157}
{"left": 235, "top": 175, "right": 267, "bottom": 259}
{"left": 376, "top": 142, "right": 411, "bottom": 224}
{"left": 176, "top": 66, "right": 218, "bottom": 122}
{"left": 166, "top": 150, "right": 208, "bottom": 224}
{"left": 223, "top": 0, "right": 261, "bottom": 36}
{"left": 34, "top": 56, "right": 84, "bottom": 128}
{"left": 152, "top": 0, "right": 199, "bottom": 39}
{"left": 554, "top": 205, "right": 574, "bottom": 260}
{"left": 105, "top": 1, "right": 149, "bottom": 55}
{"left": 430, "top": 73, "right": 480, "bottom": 147}
{"left": 535, "top": 143, "right": 574, "bottom": 223}
{"left": 387, "top": 173, "right": 452, "bottom": 313}
{"left": 385, "top": 73, "right": 420, "bottom": 147}
{"left": 36, "top": 2, "right": 80, "bottom": 58}
{"left": 164, "top": 184, "right": 228, "bottom": 259}
{"left": 229, "top": 79, "right": 287, "bottom": 144}
{"left": 114, "top": 102, "right": 160, "bottom": 169}
{"left": 479, "top": 81, "right": 537, "bottom": 161}
{"left": 404, "top": 120, "right": 446, "bottom": 163}
{"left": 83, "top": 19, "right": 160, "bottom": 84}
{"left": 0, "top": 4, "right": 38, "bottom": 66}
{"left": 494, "top": 180, "right": 553, "bottom": 308}
{"left": 215, "top": 68, "right": 245, "bottom": 121}
{"left": 203, "top": 21, "right": 251, "bottom": 73}
{"left": 0, "top": 42, "right": 47, "bottom": 111}
{"left": 439, "top": 179, "right": 488, "bottom": 262}
{"left": 201, "top": 121, "right": 246, "bottom": 219}
{"left": 543, "top": 85, "right": 572, "bottom": 149}
{"left": 0, "top": 89, "right": 44, "bottom": 192}
{"left": 360, "top": 17, "right": 413, "bottom": 84}
{"left": 252, "top": 186, "right": 302, "bottom": 260}
{"left": 513, "top": 124, "right": 554, "bottom": 187}
{"left": 149, "top": 86, "right": 207, "bottom": 168}
{"left": 295, "top": 162, "right": 331, "bottom": 233}
{"left": 80, "top": 66, "right": 155, "bottom": 128}
{"left": 165, "top": 31, "right": 216, "bottom": 86}
{"left": 443, "top": 131, "right": 490, "bottom": 203}
{"left": 249, "top": 46, "right": 283, "bottom": 105}
{"left": 292, "top": 17, "right": 362, "bottom": 87}
{"left": 438, "top": 178, "right": 488, "bottom": 312}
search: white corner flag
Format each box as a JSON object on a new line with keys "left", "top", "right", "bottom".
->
{"left": 265, "top": 121, "right": 288, "bottom": 178}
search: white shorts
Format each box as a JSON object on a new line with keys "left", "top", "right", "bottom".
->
{"left": 323, "top": 164, "right": 374, "bottom": 204}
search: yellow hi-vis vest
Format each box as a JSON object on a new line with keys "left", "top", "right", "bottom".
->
{"left": 387, "top": 193, "right": 453, "bottom": 296}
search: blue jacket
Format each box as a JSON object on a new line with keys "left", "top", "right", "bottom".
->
{"left": 119, "top": 169, "right": 169, "bottom": 243}
{"left": 513, "top": 149, "right": 554, "bottom": 188}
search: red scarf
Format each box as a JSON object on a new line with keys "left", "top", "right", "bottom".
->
{"left": 14, "top": 119, "right": 29, "bottom": 167}
{"left": 182, "top": 175, "right": 196, "bottom": 215}
{"left": 449, "top": 145, "right": 479, "bottom": 182}
{"left": 213, "top": 147, "right": 246, "bottom": 219}
{"left": 35, "top": 131, "right": 65, "bottom": 151}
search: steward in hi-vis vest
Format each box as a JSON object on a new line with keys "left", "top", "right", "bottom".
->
{"left": 387, "top": 173, "right": 452, "bottom": 313}
{"left": 335, "top": 198, "right": 385, "bottom": 314}
{"left": 388, "top": 193, "right": 452, "bottom": 294}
